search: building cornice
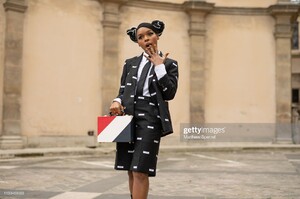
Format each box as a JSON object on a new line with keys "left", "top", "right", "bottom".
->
{"left": 212, "top": 7, "right": 269, "bottom": 16}
{"left": 183, "top": 1, "right": 215, "bottom": 13}
{"left": 122, "top": 0, "right": 298, "bottom": 17}
{"left": 3, "top": 0, "right": 27, "bottom": 13}
{"left": 269, "top": 4, "right": 300, "bottom": 16}
{"left": 125, "top": 0, "right": 182, "bottom": 12}
{"left": 98, "top": 0, "right": 128, "bottom": 5}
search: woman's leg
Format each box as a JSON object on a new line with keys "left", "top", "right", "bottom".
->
{"left": 132, "top": 171, "right": 149, "bottom": 199}
{"left": 128, "top": 171, "right": 133, "bottom": 196}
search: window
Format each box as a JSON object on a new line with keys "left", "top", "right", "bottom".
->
{"left": 292, "top": 88, "right": 299, "bottom": 103}
{"left": 292, "top": 21, "right": 299, "bottom": 50}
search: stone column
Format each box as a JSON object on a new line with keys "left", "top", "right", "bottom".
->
{"left": 183, "top": 1, "right": 214, "bottom": 123}
{"left": 270, "top": 4, "right": 300, "bottom": 143}
{"left": 99, "top": 0, "right": 126, "bottom": 115}
{"left": 0, "top": 0, "right": 27, "bottom": 149}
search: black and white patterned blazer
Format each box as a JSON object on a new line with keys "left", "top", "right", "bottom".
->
{"left": 116, "top": 53, "right": 179, "bottom": 137}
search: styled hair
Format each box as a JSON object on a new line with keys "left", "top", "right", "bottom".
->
{"left": 126, "top": 20, "right": 165, "bottom": 43}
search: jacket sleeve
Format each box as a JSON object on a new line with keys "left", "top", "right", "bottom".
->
{"left": 157, "top": 59, "right": 179, "bottom": 101}
{"left": 116, "top": 61, "right": 129, "bottom": 101}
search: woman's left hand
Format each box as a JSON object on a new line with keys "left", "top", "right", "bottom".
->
{"left": 144, "top": 44, "right": 169, "bottom": 66}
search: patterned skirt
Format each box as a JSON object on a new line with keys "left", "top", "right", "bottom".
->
{"left": 114, "top": 96, "right": 162, "bottom": 177}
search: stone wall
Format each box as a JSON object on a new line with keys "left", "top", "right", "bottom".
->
{"left": 21, "top": 0, "right": 102, "bottom": 139}
{"left": 205, "top": 14, "right": 276, "bottom": 123}
{"left": 0, "top": 0, "right": 298, "bottom": 148}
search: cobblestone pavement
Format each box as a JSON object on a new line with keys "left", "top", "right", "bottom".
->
{"left": 0, "top": 149, "right": 300, "bottom": 199}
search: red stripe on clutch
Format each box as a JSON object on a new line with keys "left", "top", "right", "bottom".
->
{"left": 97, "top": 116, "right": 116, "bottom": 135}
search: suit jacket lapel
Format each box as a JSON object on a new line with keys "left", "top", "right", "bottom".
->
{"left": 122, "top": 54, "right": 143, "bottom": 115}
{"left": 128, "top": 54, "right": 143, "bottom": 89}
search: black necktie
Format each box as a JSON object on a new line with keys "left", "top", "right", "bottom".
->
{"left": 136, "top": 61, "right": 151, "bottom": 96}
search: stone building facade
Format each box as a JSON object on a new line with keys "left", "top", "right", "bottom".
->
{"left": 0, "top": 0, "right": 299, "bottom": 149}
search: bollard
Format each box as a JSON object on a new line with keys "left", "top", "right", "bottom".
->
{"left": 86, "top": 130, "right": 97, "bottom": 148}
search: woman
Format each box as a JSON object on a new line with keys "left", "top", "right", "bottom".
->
{"left": 110, "top": 20, "right": 179, "bottom": 199}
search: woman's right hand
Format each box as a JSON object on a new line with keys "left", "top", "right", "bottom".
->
{"left": 109, "top": 101, "right": 124, "bottom": 116}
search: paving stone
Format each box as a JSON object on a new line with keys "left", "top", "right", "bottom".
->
{"left": 0, "top": 151, "right": 299, "bottom": 199}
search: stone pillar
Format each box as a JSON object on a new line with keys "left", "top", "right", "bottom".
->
{"left": 183, "top": 1, "right": 214, "bottom": 123}
{"left": 99, "top": 0, "right": 126, "bottom": 115}
{"left": 0, "top": 0, "right": 27, "bottom": 149}
{"left": 270, "top": 4, "right": 300, "bottom": 143}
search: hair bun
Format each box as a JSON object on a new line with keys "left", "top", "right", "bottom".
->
{"left": 127, "top": 27, "right": 137, "bottom": 42}
{"left": 127, "top": 20, "right": 165, "bottom": 42}
{"left": 151, "top": 20, "right": 165, "bottom": 36}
